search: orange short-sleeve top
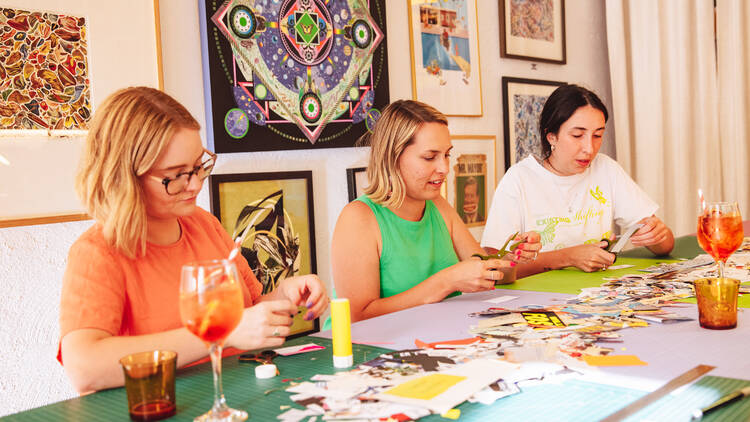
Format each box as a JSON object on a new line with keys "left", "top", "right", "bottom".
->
{"left": 59, "top": 207, "right": 263, "bottom": 346}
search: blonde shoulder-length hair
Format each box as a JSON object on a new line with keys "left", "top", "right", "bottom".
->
{"left": 77, "top": 86, "right": 200, "bottom": 258}
{"left": 362, "top": 100, "right": 448, "bottom": 208}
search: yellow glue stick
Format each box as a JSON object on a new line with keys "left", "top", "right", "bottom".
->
{"left": 331, "top": 298, "right": 353, "bottom": 368}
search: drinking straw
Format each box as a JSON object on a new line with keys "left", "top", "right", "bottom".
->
{"left": 698, "top": 188, "right": 706, "bottom": 212}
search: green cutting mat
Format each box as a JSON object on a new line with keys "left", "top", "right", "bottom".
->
{"left": 4, "top": 337, "right": 750, "bottom": 421}
{"left": 623, "top": 375, "right": 750, "bottom": 422}
{"left": 497, "top": 257, "right": 750, "bottom": 308}
{"left": 619, "top": 235, "right": 703, "bottom": 260}
{"left": 0, "top": 337, "right": 391, "bottom": 421}
{"left": 497, "top": 257, "right": 676, "bottom": 295}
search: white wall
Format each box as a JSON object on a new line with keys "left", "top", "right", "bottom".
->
{"left": 0, "top": 0, "right": 612, "bottom": 416}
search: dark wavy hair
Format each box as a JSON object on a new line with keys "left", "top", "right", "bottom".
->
{"left": 539, "top": 84, "right": 608, "bottom": 159}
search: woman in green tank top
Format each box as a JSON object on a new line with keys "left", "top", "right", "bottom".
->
{"left": 330, "top": 100, "right": 542, "bottom": 324}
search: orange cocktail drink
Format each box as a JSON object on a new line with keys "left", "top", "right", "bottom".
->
{"left": 180, "top": 281, "right": 243, "bottom": 345}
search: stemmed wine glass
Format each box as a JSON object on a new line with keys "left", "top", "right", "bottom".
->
{"left": 180, "top": 260, "right": 247, "bottom": 421}
{"left": 696, "top": 202, "right": 744, "bottom": 280}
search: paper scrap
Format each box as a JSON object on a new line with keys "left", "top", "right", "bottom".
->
{"left": 376, "top": 359, "right": 519, "bottom": 414}
{"left": 415, "top": 337, "right": 482, "bottom": 349}
{"left": 583, "top": 355, "right": 647, "bottom": 367}
{"left": 441, "top": 408, "right": 461, "bottom": 419}
{"left": 385, "top": 374, "right": 466, "bottom": 400}
{"left": 607, "top": 264, "right": 635, "bottom": 270}
{"left": 274, "top": 343, "right": 325, "bottom": 356}
{"left": 485, "top": 295, "right": 518, "bottom": 304}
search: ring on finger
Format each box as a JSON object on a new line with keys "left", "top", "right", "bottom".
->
{"left": 533, "top": 251, "right": 539, "bottom": 260}
{"left": 272, "top": 328, "right": 280, "bottom": 337}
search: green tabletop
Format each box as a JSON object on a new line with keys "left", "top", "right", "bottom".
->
{"left": 501, "top": 233, "right": 750, "bottom": 308}
{"left": 618, "top": 233, "right": 703, "bottom": 260}
{"left": 1, "top": 337, "right": 390, "bottom": 421}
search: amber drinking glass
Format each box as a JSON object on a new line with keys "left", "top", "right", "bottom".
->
{"left": 180, "top": 260, "right": 246, "bottom": 421}
{"left": 697, "top": 202, "right": 743, "bottom": 280}
{"left": 120, "top": 350, "right": 177, "bottom": 421}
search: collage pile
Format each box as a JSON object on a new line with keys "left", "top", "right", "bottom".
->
{"left": 278, "top": 241, "right": 750, "bottom": 422}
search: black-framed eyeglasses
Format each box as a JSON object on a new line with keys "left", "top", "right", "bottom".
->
{"left": 150, "top": 150, "right": 217, "bottom": 195}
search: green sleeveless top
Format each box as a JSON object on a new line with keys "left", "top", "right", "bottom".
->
{"left": 322, "top": 195, "right": 459, "bottom": 330}
{"left": 359, "top": 195, "right": 459, "bottom": 298}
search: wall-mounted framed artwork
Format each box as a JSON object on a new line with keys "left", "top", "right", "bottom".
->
{"left": 499, "top": 0, "right": 566, "bottom": 64}
{"left": 501, "top": 76, "right": 564, "bottom": 171}
{"left": 0, "top": 0, "right": 162, "bottom": 228}
{"left": 407, "top": 0, "right": 482, "bottom": 116}
{"left": 198, "top": 0, "right": 390, "bottom": 153}
{"left": 209, "top": 170, "right": 319, "bottom": 338}
{"left": 346, "top": 166, "right": 367, "bottom": 202}
{"left": 446, "top": 135, "right": 496, "bottom": 240}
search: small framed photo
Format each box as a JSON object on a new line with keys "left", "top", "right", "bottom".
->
{"left": 499, "top": 0, "right": 566, "bottom": 64}
{"left": 407, "top": 0, "right": 483, "bottom": 116}
{"left": 502, "top": 77, "right": 564, "bottom": 171}
{"left": 209, "top": 171, "right": 319, "bottom": 338}
{"left": 346, "top": 167, "right": 368, "bottom": 202}
{"left": 446, "top": 135, "right": 497, "bottom": 240}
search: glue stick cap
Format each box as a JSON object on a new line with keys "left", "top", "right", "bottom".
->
{"left": 255, "top": 364, "right": 277, "bottom": 379}
{"left": 333, "top": 354, "right": 353, "bottom": 368}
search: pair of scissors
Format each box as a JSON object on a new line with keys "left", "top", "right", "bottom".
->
{"left": 600, "top": 223, "right": 644, "bottom": 264}
{"left": 239, "top": 350, "right": 280, "bottom": 374}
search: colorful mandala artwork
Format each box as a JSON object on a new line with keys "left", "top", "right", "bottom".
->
{"left": 0, "top": 8, "right": 91, "bottom": 130}
{"left": 203, "top": 0, "right": 389, "bottom": 152}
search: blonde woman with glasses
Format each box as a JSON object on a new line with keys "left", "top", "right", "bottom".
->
{"left": 330, "top": 100, "right": 541, "bottom": 324}
{"left": 59, "top": 87, "right": 328, "bottom": 393}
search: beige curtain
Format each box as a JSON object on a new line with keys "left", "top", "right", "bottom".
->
{"left": 717, "top": 0, "right": 750, "bottom": 218}
{"left": 606, "top": 0, "right": 722, "bottom": 236}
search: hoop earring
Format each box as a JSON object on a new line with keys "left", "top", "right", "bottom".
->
{"left": 550, "top": 144, "right": 556, "bottom": 152}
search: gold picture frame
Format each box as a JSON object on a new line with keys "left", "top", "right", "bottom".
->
{"left": 407, "top": 0, "right": 483, "bottom": 116}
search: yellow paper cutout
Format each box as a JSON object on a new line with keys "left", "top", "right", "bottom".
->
{"left": 384, "top": 374, "right": 466, "bottom": 400}
{"left": 441, "top": 408, "right": 461, "bottom": 419}
{"left": 583, "top": 355, "right": 647, "bottom": 367}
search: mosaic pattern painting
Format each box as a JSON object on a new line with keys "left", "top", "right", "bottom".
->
{"left": 509, "top": 0, "right": 554, "bottom": 41}
{"left": 0, "top": 8, "right": 90, "bottom": 130}
{"left": 203, "top": 0, "right": 389, "bottom": 153}
{"left": 512, "top": 93, "right": 547, "bottom": 161}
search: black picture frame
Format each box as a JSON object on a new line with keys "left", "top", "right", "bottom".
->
{"left": 198, "top": 1, "right": 390, "bottom": 153}
{"left": 209, "top": 171, "right": 319, "bottom": 338}
{"left": 499, "top": 0, "right": 566, "bottom": 64}
{"left": 502, "top": 76, "right": 565, "bottom": 171}
{"left": 346, "top": 167, "right": 367, "bottom": 202}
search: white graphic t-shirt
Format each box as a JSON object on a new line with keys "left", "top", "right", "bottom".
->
{"left": 481, "top": 154, "right": 658, "bottom": 252}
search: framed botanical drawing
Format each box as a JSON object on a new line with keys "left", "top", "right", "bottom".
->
{"left": 501, "top": 77, "right": 564, "bottom": 171}
{"left": 209, "top": 171, "right": 319, "bottom": 337}
{"left": 499, "top": 0, "right": 566, "bottom": 64}
{"left": 407, "top": 0, "right": 482, "bottom": 116}
{"left": 199, "top": 0, "right": 390, "bottom": 153}
{"left": 346, "top": 167, "right": 368, "bottom": 202}
{"left": 446, "top": 135, "right": 496, "bottom": 241}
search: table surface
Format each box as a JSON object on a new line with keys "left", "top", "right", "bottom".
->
{"left": 5, "top": 233, "right": 750, "bottom": 421}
